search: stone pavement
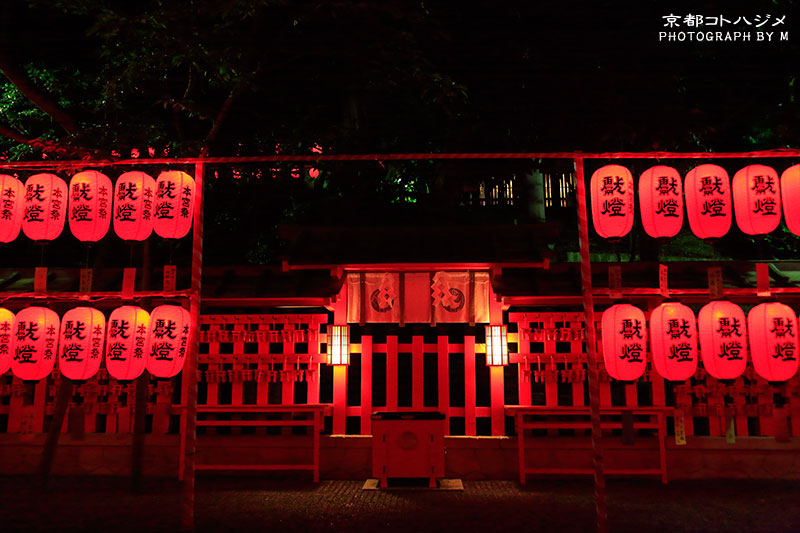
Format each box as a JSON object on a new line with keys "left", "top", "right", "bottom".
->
{"left": 2, "top": 475, "right": 800, "bottom": 532}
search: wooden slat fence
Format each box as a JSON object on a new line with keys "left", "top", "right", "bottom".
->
{"left": 0, "top": 312, "right": 798, "bottom": 440}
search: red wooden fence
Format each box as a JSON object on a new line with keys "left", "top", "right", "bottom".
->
{"left": 1, "top": 311, "right": 798, "bottom": 439}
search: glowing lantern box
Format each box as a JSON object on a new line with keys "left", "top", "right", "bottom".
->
{"left": 639, "top": 165, "right": 683, "bottom": 238}
{"left": 590, "top": 164, "right": 634, "bottom": 239}
{"left": 649, "top": 302, "right": 697, "bottom": 381}
{"left": 780, "top": 164, "right": 800, "bottom": 236}
{"left": 0, "top": 307, "right": 14, "bottom": 375}
{"left": 747, "top": 302, "right": 799, "bottom": 382}
{"left": 21, "top": 173, "right": 68, "bottom": 241}
{"left": 485, "top": 325, "right": 508, "bottom": 366}
{"left": 113, "top": 171, "right": 156, "bottom": 241}
{"left": 698, "top": 301, "right": 747, "bottom": 380}
{"left": 11, "top": 307, "right": 59, "bottom": 381}
{"left": 684, "top": 164, "right": 732, "bottom": 239}
{"left": 0, "top": 174, "right": 24, "bottom": 243}
{"left": 67, "top": 170, "right": 112, "bottom": 242}
{"left": 327, "top": 325, "right": 349, "bottom": 365}
{"left": 153, "top": 171, "right": 195, "bottom": 239}
{"left": 106, "top": 306, "right": 150, "bottom": 381}
{"left": 601, "top": 304, "right": 647, "bottom": 381}
{"left": 732, "top": 165, "right": 781, "bottom": 235}
{"left": 59, "top": 307, "right": 105, "bottom": 381}
{"left": 145, "top": 305, "right": 191, "bottom": 378}
{"left": 371, "top": 411, "right": 446, "bottom": 488}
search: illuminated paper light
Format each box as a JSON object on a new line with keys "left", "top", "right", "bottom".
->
{"left": 685, "top": 164, "right": 732, "bottom": 239}
{"left": 113, "top": 171, "right": 156, "bottom": 241}
{"left": 68, "top": 170, "right": 113, "bottom": 242}
{"left": 0, "top": 307, "right": 14, "bottom": 375}
{"left": 21, "top": 173, "right": 68, "bottom": 241}
{"left": 105, "top": 306, "right": 151, "bottom": 381}
{"left": 780, "top": 164, "right": 800, "bottom": 236}
{"left": 698, "top": 300, "right": 747, "bottom": 380}
{"left": 590, "top": 164, "right": 634, "bottom": 239}
{"left": 639, "top": 165, "right": 683, "bottom": 238}
{"left": 145, "top": 305, "right": 191, "bottom": 378}
{"left": 11, "top": 307, "right": 59, "bottom": 380}
{"left": 601, "top": 304, "right": 647, "bottom": 381}
{"left": 153, "top": 171, "right": 195, "bottom": 239}
{"left": 485, "top": 325, "right": 509, "bottom": 366}
{"left": 327, "top": 325, "right": 349, "bottom": 365}
{"left": 747, "top": 302, "right": 799, "bottom": 382}
{"left": 58, "top": 307, "right": 105, "bottom": 381}
{"left": 0, "top": 174, "right": 24, "bottom": 243}
{"left": 732, "top": 165, "right": 781, "bottom": 235}
{"left": 649, "top": 302, "right": 697, "bottom": 381}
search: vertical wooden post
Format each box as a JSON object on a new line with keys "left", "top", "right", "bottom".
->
{"left": 38, "top": 377, "right": 73, "bottom": 486}
{"left": 490, "top": 366, "right": 505, "bottom": 435}
{"left": 386, "top": 336, "right": 399, "bottom": 411}
{"left": 131, "top": 373, "right": 149, "bottom": 491}
{"left": 489, "top": 287, "right": 505, "bottom": 436}
{"left": 132, "top": 242, "right": 151, "bottom": 490}
{"left": 360, "top": 336, "right": 373, "bottom": 435}
{"left": 464, "top": 337, "right": 477, "bottom": 436}
{"left": 574, "top": 157, "right": 608, "bottom": 533}
{"left": 331, "top": 285, "right": 348, "bottom": 434}
{"left": 437, "top": 336, "right": 450, "bottom": 428}
{"left": 333, "top": 366, "right": 347, "bottom": 434}
{"left": 180, "top": 161, "right": 205, "bottom": 531}
{"left": 412, "top": 336, "right": 424, "bottom": 410}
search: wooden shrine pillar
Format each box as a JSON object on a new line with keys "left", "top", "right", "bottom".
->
{"left": 489, "top": 287, "right": 505, "bottom": 436}
{"left": 574, "top": 157, "right": 608, "bottom": 533}
{"left": 331, "top": 284, "right": 348, "bottom": 435}
{"left": 180, "top": 160, "right": 205, "bottom": 531}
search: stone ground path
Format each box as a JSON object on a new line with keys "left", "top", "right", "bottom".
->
{"left": 2, "top": 475, "right": 799, "bottom": 532}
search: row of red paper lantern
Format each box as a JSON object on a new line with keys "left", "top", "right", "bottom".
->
{"left": 602, "top": 301, "right": 798, "bottom": 382}
{"left": 591, "top": 163, "right": 800, "bottom": 239}
{"left": 0, "top": 305, "right": 190, "bottom": 381}
{"left": 0, "top": 170, "right": 195, "bottom": 243}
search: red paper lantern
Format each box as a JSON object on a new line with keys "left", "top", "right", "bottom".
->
{"left": 327, "top": 325, "right": 349, "bottom": 365}
{"left": 748, "top": 302, "right": 799, "bottom": 381}
{"left": 684, "top": 164, "right": 732, "bottom": 239}
{"left": 638, "top": 165, "right": 683, "bottom": 238}
{"left": 780, "top": 164, "right": 800, "bottom": 236}
{"left": 485, "top": 325, "right": 509, "bottom": 366}
{"left": 21, "top": 173, "right": 68, "bottom": 241}
{"left": 732, "top": 165, "right": 781, "bottom": 235}
{"left": 153, "top": 171, "right": 195, "bottom": 239}
{"left": 0, "top": 174, "right": 24, "bottom": 243}
{"left": 145, "top": 305, "right": 191, "bottom": 378}
{"left": 649, "top": 302, "right": 697, "bottom": 381}
{"left": 11, "top": 307, "right": 59, "bottom": 380}
{"left": 68, "top": 170, "right": 112, "bottom": 242}
{"left": 113, "top": 171, "right": 156, "bottom": 241}
{"left": 698, "top": 301, "right": 747, "bottom": 380}
{"left": 0, "top": 307, "right": 14, "bottom": 375}
{"left": 601, "top": 304, "right": 647, "bottom": 381}
{"left": 590, "top": 165, "right": 634, "bottom": 239}
{"left": 105, "top": 306, "right": 150, "bottom": 380}
{"left": 58, "top": 307, "right": 105, "bottom": 381}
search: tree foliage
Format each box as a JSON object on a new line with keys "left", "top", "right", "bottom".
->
{"left": 1, "top": 1, "right": 799, "bottom": 264}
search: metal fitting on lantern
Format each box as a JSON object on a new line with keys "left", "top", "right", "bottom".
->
{"left": 485, "top": 325, "right": 508, "bottom": 366}
{"left": 327, "top": 325, "right": 349, "bottom": 366}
